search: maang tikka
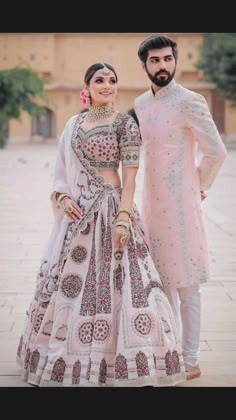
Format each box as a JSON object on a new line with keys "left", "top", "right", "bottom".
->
{"left": 101, "top": 63, "right": 110, "bottom": 74}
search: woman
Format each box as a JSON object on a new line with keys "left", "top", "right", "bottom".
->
{"left": 16, "top": 63, "right": 186, "bottom": 387}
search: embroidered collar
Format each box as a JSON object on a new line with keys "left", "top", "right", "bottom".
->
{"left": 150, "top": 79, "right": 177, "bottom": 99}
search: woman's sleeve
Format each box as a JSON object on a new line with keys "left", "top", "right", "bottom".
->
{"left": 119, "top": 114, "right": 142, "bottom": 167}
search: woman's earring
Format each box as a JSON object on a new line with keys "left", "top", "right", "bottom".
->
{"left": 86, "top": 91, "right": 91, "bottom": 107}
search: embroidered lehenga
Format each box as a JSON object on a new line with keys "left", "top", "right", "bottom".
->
{"left": 16, "top": 111, "right": 186, "bottom": 387}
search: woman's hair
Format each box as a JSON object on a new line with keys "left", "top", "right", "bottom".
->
{"left": 138, "top": 34, "right": 178, "bottom": 64}
{"left": 84, "top": 63, "right": 118, "bottom": 85}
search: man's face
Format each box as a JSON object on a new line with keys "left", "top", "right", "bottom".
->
{"left": 143, "top": 46, "right": 176, "bottom": 87}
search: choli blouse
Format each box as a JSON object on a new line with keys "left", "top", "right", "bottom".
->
{"left": 72, "top": 111, "right": 142, "bottom": 170}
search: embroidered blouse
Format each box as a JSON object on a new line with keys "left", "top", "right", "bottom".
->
{"left": 72, "top": 111, "right": 142, "bottom": 170}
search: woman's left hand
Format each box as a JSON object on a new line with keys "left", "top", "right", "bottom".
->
{"left": 60, "top": 197, "right": 83, "bottom": 221}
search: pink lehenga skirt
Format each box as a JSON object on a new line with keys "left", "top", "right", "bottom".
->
{"left": 16, "top": 187, "right": 186, "bottom": 386}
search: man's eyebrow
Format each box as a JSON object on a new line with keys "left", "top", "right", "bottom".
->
{"left": 149, "top": 54, "right": 173, "bottom": 59}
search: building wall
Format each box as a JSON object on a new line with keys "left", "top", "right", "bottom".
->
{"left": 1, "top": 32, "right": 235, "bottom": 144}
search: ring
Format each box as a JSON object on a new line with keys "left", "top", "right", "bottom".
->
{"left": 120, "top": 234, "right": 128, "bottom": 244}
{"left": 66, "top": 205, "right": 73, "bottom": 213}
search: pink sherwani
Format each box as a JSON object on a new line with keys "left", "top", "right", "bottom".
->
{"left": 134, "top": 80, "right": 227, "bottom": 289}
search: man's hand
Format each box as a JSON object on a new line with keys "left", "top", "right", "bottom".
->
{"left": 200, "top": 190, "right": 207, "bottom": 201}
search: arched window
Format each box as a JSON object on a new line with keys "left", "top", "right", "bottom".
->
{"left": 32, "top": 108, "right": 56, "bottom": 138}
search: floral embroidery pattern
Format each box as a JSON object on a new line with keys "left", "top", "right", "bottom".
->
{"left": 134, "top": 313, "right": 152, "bottom": 336}
{"left": 86, "top": 358, "right": 92, "bottom": 380}
{"left": 73, "top": 112, "right": 141, "bottom": 170}
{"left": 51, "top": 357, "right": 66, "bottom": 383}
{"left": 24, "top": 348, "right": 31, "bottom": 371}
{"left": 30, "top": 349, "right": 40, "bottom": 373}
{"left": 99, "top": 358, "right": 107, "bottom": 384}
{"left": 115, "top": 354, "right": 128, "bottom": 380}
{"left": 78, "top": 321, "right": 94, "bottom": 344}
{"left": 33, "top": 313, "right": 44, "bottom": 333}
{"left": 136, "top": 351, "right": 149, "bottom": 377}
{"left": 60, "top": 274, "right": 83, "bottom": 299}
{"left": 97, "top": 199, "right": 112, "bottom": 314}
{"left": 71, "top": 245, "right": 88, "bottom": 264}
{"left": 80, "top": 212, "right": 98, "bottom": 316}
{"left": 72, "top": 360, "right": 81, "bottom": 384}
{"left": 93, "top": 319, "right": 110, "bottom": 342}
{"left": 165, "top": 350, "right": 181, "bottom": 375}
{"left": 135, "top": 242, "right": 148, "bottom": 260}
{"left": 127, "top": 232, "right": 149, "bottom": 308}
{"left": 113, "top": 263, "right": 124, "bottom": 295}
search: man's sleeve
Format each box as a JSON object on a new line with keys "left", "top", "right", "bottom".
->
{"left": 185, "top": 93, "right": 227, "bottom": 190}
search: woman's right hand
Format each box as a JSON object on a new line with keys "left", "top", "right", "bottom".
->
{"left": 60, "top": 197, "right": 83, "bottom": 221}
{"left": 114, "top": 225, "right": 129, "bottom": 250}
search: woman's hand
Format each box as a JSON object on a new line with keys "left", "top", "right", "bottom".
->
{"left": 60, "top": 197, "right": 83, "bottom": 221}
{"left": 114, "top": 225, "right": 129, "bottom": 250}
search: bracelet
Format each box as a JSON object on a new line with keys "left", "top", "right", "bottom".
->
{"left": 115, "top": 218, "right": 129, "bottom": 225}
{"left": 55, "top": 192, "right": 61, "bottom": 202}
{"left": 115, "top": 221, "right": 129, "bottom": 229}
{"left": 58, "top": 193, "right": 70, "bottom": 205}
{"left": 54, "top": 192, "right": 69, "bottom": 204}
{"left": 117, "top": 207, "right": 131, "bottom": 217}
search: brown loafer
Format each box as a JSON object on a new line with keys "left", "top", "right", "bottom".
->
{"left": 186, "top": 365, "right": 201, "bottom": 380}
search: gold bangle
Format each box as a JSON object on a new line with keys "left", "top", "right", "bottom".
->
{"left": 54, "top": 191, "right": 63, "bottom": 202}
{"left": 115, "top": 222, "right": 129, "bottom": 229}
{"left": 58, "top": 193, "right": 70, "bottom": 204}
{"left": 115, "top": 218, "right": 129, "bottom": 226}
{"left": 117, "top": 207, "right": 131, "bottom": 217}
{"left": 115, "top": 218, "right": 129, "bottom": 224}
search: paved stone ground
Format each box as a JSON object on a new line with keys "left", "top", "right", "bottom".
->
{"left": 0, "top": 143, "right": 235, "bottom": 387}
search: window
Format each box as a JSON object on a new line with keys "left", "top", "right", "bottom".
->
{"left": 32, "top": 109, "right": 56, "bottom": 138}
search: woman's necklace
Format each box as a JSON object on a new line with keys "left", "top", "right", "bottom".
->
{"left": 86, "top": 103, "right": 114, "bottom": 122}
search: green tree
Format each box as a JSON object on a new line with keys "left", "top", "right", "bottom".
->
{"left": 0, "top": 66, "right": 48, "bottom": 148}
{"left": 196, "top": 33, "right": 236, "bottom": 103}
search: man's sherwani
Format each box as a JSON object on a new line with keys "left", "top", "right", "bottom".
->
{"left": 134, "top": 79, "right": 227, "bottom": 289}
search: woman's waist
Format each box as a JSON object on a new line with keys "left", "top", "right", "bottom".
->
{"left": 97, "top": 168, "right": 121, "bottom": 188}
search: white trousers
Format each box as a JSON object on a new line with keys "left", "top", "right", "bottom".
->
{"left": 165, "top": 285, "right": 201, "bottom": 368}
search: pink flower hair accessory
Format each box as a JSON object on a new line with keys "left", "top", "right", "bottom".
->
{"left": 80, "top": 89, "right": 87, "bottom": 105}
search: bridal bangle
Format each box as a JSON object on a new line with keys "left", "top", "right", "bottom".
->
{"left": 117, "top": 207, "right": 131, "bottom": 218}
{"left": 115, "top": 218, "right": 129, "bottom": 228}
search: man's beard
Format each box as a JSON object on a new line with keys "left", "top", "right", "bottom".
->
{"left": 146, "top": 67, "right": 176, "bottom": 87}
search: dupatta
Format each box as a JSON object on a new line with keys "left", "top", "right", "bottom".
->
{"left": 35, "top": 113, "right": 113, "bottom": 303}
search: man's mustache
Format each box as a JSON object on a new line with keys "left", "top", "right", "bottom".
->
{"left": 155, "top": 71, "right": 169, "bottom": 76}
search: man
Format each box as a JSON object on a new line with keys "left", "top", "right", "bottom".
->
{"left": 133, "top": 34, "right": 227, "bottom": 380}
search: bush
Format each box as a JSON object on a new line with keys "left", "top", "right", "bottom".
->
{"left": 0, "top": 119, "right": 8, "bottom": 149}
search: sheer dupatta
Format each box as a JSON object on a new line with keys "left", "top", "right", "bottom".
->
{"left": 35, "top": 114, "right": 112, "bottom": 304}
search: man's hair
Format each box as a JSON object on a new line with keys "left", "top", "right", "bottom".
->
{"left": 138, "top": 34, "right": 178, "bottom": 63}
{"left": 127, "top": 108, "right": 139, "bottom": 126}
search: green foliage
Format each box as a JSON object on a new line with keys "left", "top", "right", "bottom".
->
{"left": 0, "top": 119, "right": 8, "bottom": 149}
{"left": 196, "top": 33, "right": 236, "bottom": 102}
{"left": 0, "top": 66, "right": 48, "bottom": 148}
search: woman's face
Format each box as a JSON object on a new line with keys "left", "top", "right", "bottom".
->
{"left": 87, "top": 68, "right": 117, "bottom": 106}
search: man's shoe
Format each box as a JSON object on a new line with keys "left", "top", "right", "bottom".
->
{"left": 186, "top": 365, "right": 201, "bottom": 380}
